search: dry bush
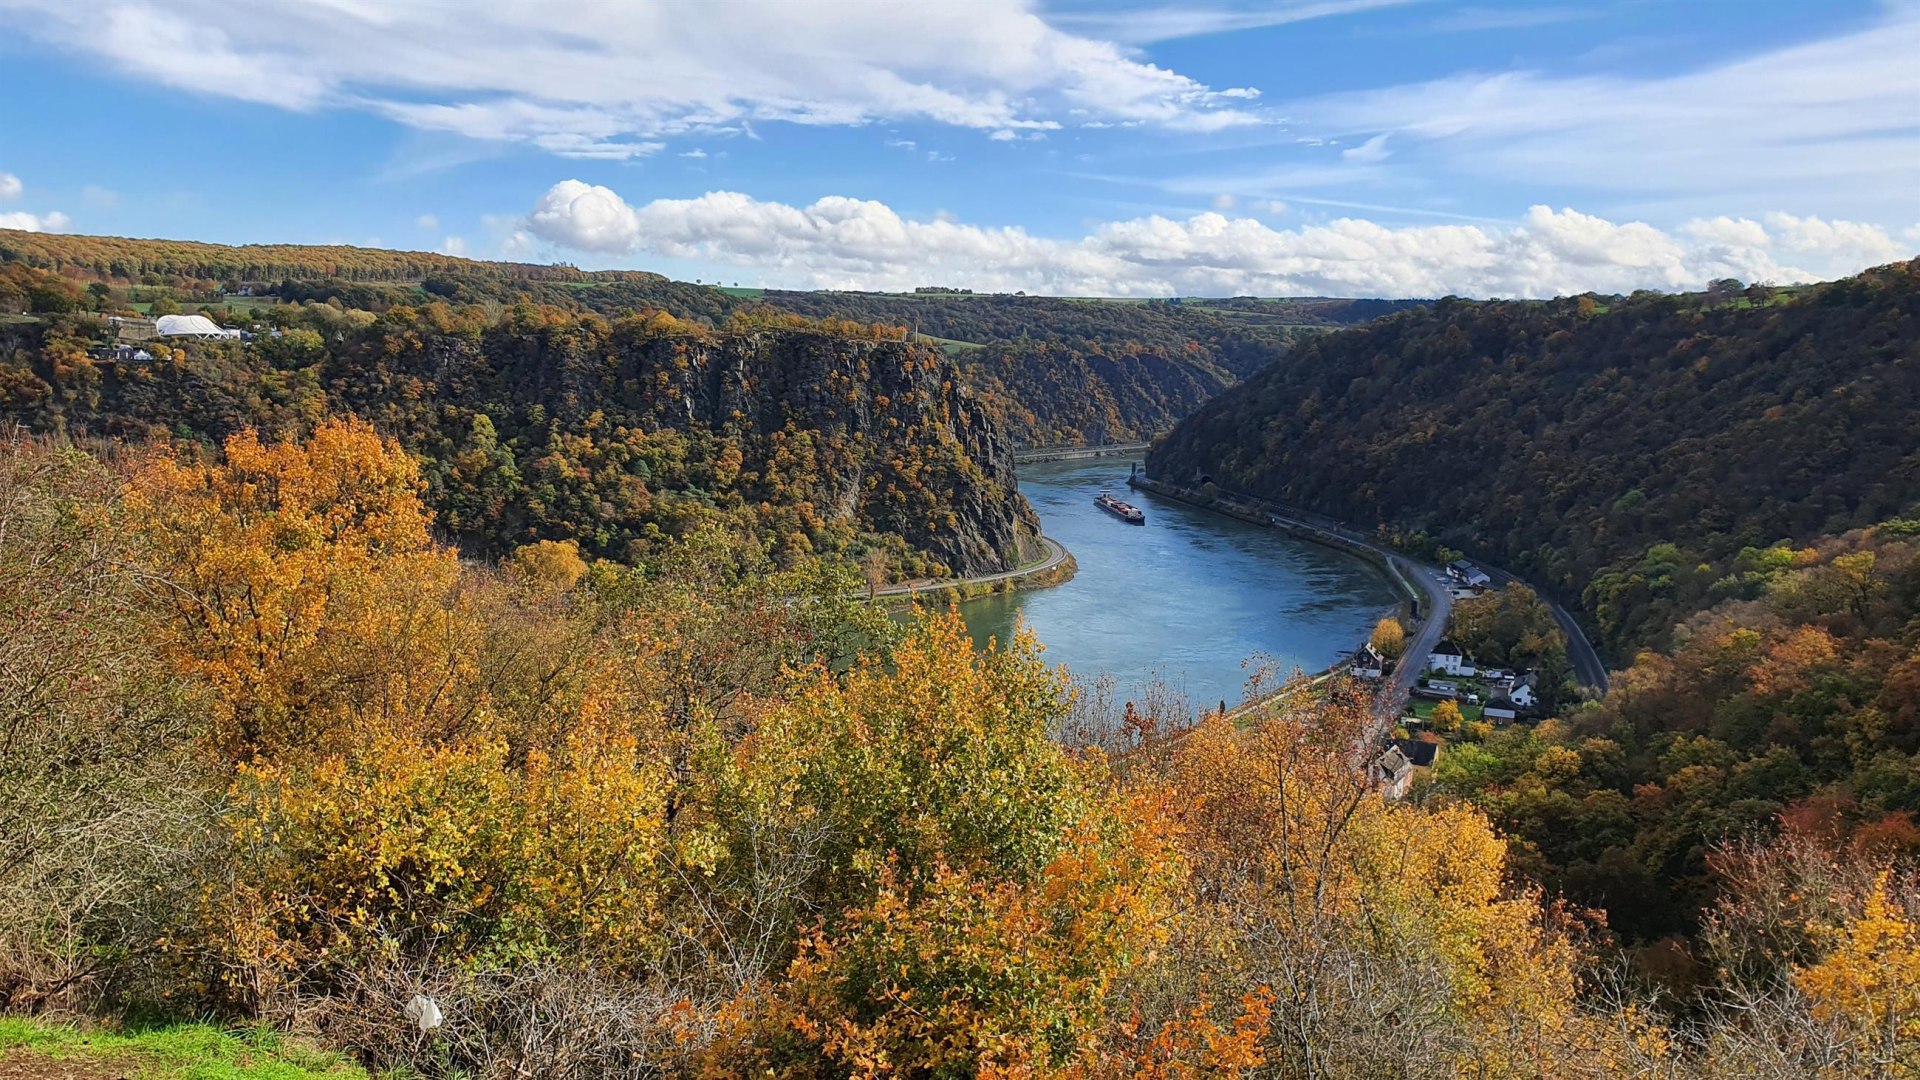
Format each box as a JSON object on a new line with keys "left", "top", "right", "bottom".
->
{"left": 0, "top": 434, "right": 214, "bottom": 1012}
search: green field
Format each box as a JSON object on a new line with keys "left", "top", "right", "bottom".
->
{"left": 0, "top": 1018, "right": 372, "bottom": 1079}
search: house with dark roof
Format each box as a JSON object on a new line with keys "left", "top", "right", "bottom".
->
{"left": 1349, "top": 641, "right": 1385, "bottom": 680}
{"left": 1393, "top": 737, "right": 1439, "bottom": 768}
{"left": 1373, "top": 744, "right": 1415, "bottom": 799}
{"left": 1483, "top": 693, "right": 1520, "bottom": 723}
{"left": 1427, "top": 640, "right": 1475, "bottom": 677}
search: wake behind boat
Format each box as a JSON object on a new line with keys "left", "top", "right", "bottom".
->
{"left": 1095, "top": 489, "right": 1146, "bottom": 524}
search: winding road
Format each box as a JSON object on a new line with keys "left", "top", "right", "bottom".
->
{"left": 874, "top": 535, "right": 1071, "bottom": 598}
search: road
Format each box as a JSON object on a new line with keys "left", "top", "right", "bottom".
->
{"left": 1373, "top": 552, "right": 1454, "bottom": 726}
{"left": 873, "top": 535, "right": 1071, "bottom": 597}
{"left": 1473, "top": 561, "right": 1611, "bottom": 695}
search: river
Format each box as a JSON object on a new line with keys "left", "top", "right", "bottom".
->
{"left": 959, "top": 458, "right": 1400, "bottom": 710}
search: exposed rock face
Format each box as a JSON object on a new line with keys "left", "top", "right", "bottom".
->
{"left": 11, "top": 320, "right": 1037, "bottom": 576}
{"left": 346, "top": 326, "right": 1039, "bottom": 575}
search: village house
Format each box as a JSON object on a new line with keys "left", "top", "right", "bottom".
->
{"left": 1427, "top": 640, "right": 1476, "bottom": 677}
{"left": 1393, "top": 737, "right": 1439, "bottom": 769}
{"left": 1447, "top": 559, "right": 1492, "bottom": 589}
{"left": 1483, "top": 693, "right": 1520, "bottom": 723}
{"left": 1372, "top": 743, "right": 1415, "bottom": 799}
{"left": 1349, "top": 641, "right": 1386, "bottom": 680}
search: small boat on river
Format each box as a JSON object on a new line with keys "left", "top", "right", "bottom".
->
{"left": 1095, "top": 489, "right": 1146, "bottom": 524}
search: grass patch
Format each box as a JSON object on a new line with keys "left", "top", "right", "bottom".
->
{"left": 1407, "top": 697, "right": 1484, "bottom": 723}
{"left": 0, "top": 1017, "right": 374, "bottom": 1080}
{"left": 714, "top": 286, "right": 766, "bottom": 297}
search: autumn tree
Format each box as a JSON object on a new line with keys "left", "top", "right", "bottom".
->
{"left": 1371, "top": 615, "right": 1407, "bottom": 659}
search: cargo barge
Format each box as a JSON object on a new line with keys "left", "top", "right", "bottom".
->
{"left": 1095, "top": 490, "right": 1146, "bottom": 524}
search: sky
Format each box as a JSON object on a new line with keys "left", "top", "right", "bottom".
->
{"left": 2, "top": 0, "right": 1918, "bottom": 298}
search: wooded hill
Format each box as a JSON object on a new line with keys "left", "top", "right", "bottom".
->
{"left": 1150, "top": 264, "right": 1920, "bottom": 655}
{"left": 2, "top": 229, "right": 1419, "bottom": 447}
{"left": 1, "top": 296, "right": 1035, "bottom": 579}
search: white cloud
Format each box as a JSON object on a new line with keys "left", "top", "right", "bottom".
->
{"left": 1341, "top": 133, "right": 1391, "bottom": 164}
{"left": 0, "top": 210, "right": 70, "bottom": 232}
{"left": 0, "top": 173, "right": 21, "bottom": 200}
{"left": 0, "top": 0, "right": 1266, "bottom": 154}
{"left": 1057, "top": 0, "right": 1422, "bottom": 44}
{"left": 679, "top": 148, "right": 708, "bottom": 159}
{"left": 518, "top": 181, "right": 1915, "bottom": 298}
{"left": 442, "top": 236, "right": 467, "bottom": 256}
{"left": 525, "top": 180, "right": 642, "bottom": 253}
{"left": 989, "top": 129, "right": 1018, "bottom": 142}
{"left": 1211, "top": 193, "right": 1237, "bottom": 210}
{"left": 1288, "top": 7, "right": 1920, "bottom": 219}
{"left": 1263, "top": 200, "right": 1289, "bottom": 216}
{"left": 416, "top": 214, "right": 439, "bottom": 231}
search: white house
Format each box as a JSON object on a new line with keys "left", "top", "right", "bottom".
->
{"left": 1427, "top": 640, "right": 1476, "bottom": 677}
{"left": 1509, "top": 673, "right": 1538, "bottom": 709}
{"left": 1483, "top": 693, "right": 1520, "bottom": 723}
{"left": 1349, "top": 641, "right": 1385, "bottom": 680}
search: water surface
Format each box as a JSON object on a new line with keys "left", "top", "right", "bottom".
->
{"left": 960, "top": 458, "right": 1398, "bottom": 708}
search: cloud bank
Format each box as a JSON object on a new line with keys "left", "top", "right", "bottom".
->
{"left": 519, "top": 181, "right": 1918, "bottom": 298}
{"left": 0, "top": 0, "right": 1266, "bottom": 156}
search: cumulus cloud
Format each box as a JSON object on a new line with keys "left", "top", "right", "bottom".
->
{"left": 0, "top": 210, "right": 70, "bottom": 232}
{"left": 518, "top": 181, "right": 1918, "bottom": 298}
{"left": 416, "top": 214, "right": 439, "bottom": 231}
{"left": 526, "top": 180, "right": 642, "bottom": 254}
{"left": 0, "top": 173, "right": 21, "bottom": 200}
{"left": 442, "top": 236, "right": 467, "bottom": 256}
{"left": 1, "top": 0, "right": 1266, "bottom": 156}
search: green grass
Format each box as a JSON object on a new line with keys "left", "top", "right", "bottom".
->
{"left": 714, "top": 286, "right": 766, "bottom": 297}
{"left": 0, "top": 1017, "right": 375, "bottom": 1080}
{"left": 1407, "top": 697, "right": 1483, "bottom": 723}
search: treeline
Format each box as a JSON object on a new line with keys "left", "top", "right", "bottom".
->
{"left": 1151, "top": 262, "right": 1920, "bottom": 655}
{"left": 8, "top": 423, "right": 1916, "bottom": 1077}
{"left": 0, "top": 227, "right": 651, "bottom": 286}
{"left": 1, "top": 297, "right": 1033, "bottom": 580}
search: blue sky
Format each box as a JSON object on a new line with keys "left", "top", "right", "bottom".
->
{"left": 2, "top": 0, "right": 1917, "bottom": 297}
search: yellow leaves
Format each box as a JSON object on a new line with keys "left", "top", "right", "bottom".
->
{"left": 128, "top": 417, "right": 464, "bottom": 761}
{"left": 1794, "top": 871, "right": 1920, "bottom": 1060}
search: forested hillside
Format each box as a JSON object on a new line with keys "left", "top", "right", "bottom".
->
{"left": 1, "top": 291, "right": 1033, "bottom": 578}
{"left": 1151, "top": 263, "right": 1920, "bottom": 654}
{"left": 8, "top": 424, "right": 1917, "bottom": 1077}
{"left": 2, "top": 230, "right": 1421, "bottom": 448}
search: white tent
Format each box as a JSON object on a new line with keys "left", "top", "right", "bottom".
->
{"left": 154, "top": 314, "right": 239, "bottom": 339}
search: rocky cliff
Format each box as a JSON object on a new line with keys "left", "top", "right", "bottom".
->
{"left": 3, "top": 313, "right": 1037, "bottom": 577}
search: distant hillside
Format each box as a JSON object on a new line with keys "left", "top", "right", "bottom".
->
{"left": 1, "top": 229, "right": 1422, "bottom": 449}
{"left": 1149, "top": 265, "right": 1920, "bottom": 653}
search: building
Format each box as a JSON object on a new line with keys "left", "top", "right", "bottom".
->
{"left": 1509, "top": 673, "right": 1539, "bottom": 709}
{"left": 108, "top": 316, "right": 156, "bottom": 342}
{"left": 1427, "top": 640, "right": 1475, "bottom": 677}
{"left": 1349, "top": 641, "right": 1386, "bottom": 680}
{"left": 1393, "top": 737, "right": 1439, "bottom": 768}
{"left": 87, "top": 344, "right": 153, "bottom": 362}
{"left": 154, "top": 314, "right": 241, "bottom": 339}
{"left": 1447, "top": 559, "right": 1492, "bottom": 589}
{"left": 1483, "top": 693, "right": 1520, "bottom": 723}
{"left": 1373, "top": 744, "right": 1415, "bottom": 799}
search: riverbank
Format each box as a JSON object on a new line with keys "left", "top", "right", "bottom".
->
{"left": 874, "top": 534, "right": 1076, "bottom": 606}
{"left": 1128, "top": 474, "right": 1456, "bottom": 726}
